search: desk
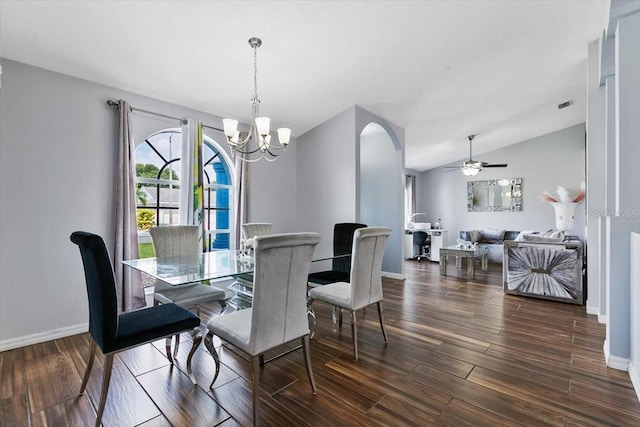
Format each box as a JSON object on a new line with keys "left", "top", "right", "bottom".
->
{"left": 439, "top": 245, "right": 488, "bottom": 279}
{"left": 404, "top": 229, "right": 448, "bottom": 261}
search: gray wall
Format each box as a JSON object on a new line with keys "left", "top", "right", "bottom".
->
{"left": 296, "top": 107, "right": 358, "bottom": 268}
{"left": 360, "top": 124, "right": 403, "bottom": 274}
{"left": 604, "top": 8, "right": 640, "bottom": 370}
{"left": 586, "top": 38, "right": 607, "bottom": 317}
{"left": 417, "top": 124, "right": 586, "bottom": 242}
{"left": 0, "top": 59, "right": 297, "bottom": 348}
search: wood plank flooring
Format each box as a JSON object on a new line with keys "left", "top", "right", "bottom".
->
{"left": 2, "top": 261, "right": 640, "bottom": 426}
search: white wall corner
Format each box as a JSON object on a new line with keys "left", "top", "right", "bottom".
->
{"left": 0, "top": 323, "right": 88, "bottom": 352}
{"left": 628, "top": 361, "right": 640, "bottom": 403}
{"left": 598, "top": 314, "right": 608, "bottom": 324}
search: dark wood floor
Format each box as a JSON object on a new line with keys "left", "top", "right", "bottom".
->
{"left": 2, "top": 261, "right": 640, "bottom": 426}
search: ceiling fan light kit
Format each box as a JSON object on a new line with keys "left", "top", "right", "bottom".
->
{"left": 446, "top": 134, "right": 508, "bottom": 175}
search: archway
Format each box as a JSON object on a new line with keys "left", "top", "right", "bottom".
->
{"left": 359, "top": 122, "right": 404, "bottom": 275}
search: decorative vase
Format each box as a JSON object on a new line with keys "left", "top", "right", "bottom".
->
{"left": 550, "top": 202, "right": 578, "bottom": 232}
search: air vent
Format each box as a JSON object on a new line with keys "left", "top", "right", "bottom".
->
{"left": 558, "top": 100, "right": 574, "bottom": 109}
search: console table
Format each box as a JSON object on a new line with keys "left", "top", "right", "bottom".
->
{"left": 439, "top": 245, "right": 488, "bottom": 279}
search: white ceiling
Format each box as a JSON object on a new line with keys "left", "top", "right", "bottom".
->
{"left": 0, "top": 0, "right": 609, "bottom": 171}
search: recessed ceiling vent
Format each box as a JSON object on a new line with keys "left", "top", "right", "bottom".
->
{"left": 558, "top": 100, "right": 574, "bottom": 109}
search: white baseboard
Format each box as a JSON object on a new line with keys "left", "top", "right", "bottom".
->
{"left": 382, "top": 271, "right": 405, "bottom": 281}
{"left": 586, "top": 304, "right": 599, "bottom": 316}
{"left": 598, "top": 314, "right": 607, "bottom": 324}
{"left": 0, "top": 323, "right": 88, "bottom": 352}
{"left": 628, "top": 362, "right": 640, "bottom": 403}
{"left": 604, "top": 340, "right": 630, "bottom": 371}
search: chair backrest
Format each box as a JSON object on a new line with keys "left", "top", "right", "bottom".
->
{"left": 149, "top": 225, "right": 200, "bottom": 258}
{"left": 332, "top": 222, "right": 367, "bottom": 273}
{"left": 249, "top": 232, "right": 320, "bottom": 354}
{"left": 241, "top": 223, "right": 273, "bottom": 241}
{"left": 70, "top": 231, "right": 119, "bottom": 352}
{"left": 349, "top": 227, "right": 392, "bottom": 309}
{"left": 412, "top": 231, "right": 429, "bottom": 247}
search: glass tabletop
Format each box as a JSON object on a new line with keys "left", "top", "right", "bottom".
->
{"left": 123, "top": 251, "right": 350, "bottom": 287}
{"left": 442, "top": 245, "right": 489, "bottom": 255}
{"left": 123, "top": 250, "right": 254, "bottom": 286}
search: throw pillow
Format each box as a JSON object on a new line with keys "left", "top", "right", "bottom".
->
{"left": 467, "top": 230, "right": 482, "bottom": 243}
{"left": 481, "top": 228, "right": 505, "bottom": 243}
{"left": 515, "top": 231, "right": 536, "bottom": 241}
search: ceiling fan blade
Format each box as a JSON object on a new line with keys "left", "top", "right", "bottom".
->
{"left": 481, "top": 163, "right": 508, "bottom": 168}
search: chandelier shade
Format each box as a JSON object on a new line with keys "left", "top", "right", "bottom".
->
{"left": 223, "top": 37, "right": 290, "bottom": 162}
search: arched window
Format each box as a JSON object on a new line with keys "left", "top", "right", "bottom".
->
{"left": 134, "top": 128, "right": 234, "bottom": 254}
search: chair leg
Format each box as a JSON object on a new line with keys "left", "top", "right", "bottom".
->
{"left": 350, "top": 310, "right": 358, "bottom": 361}
{"left": 165, "top": 337, "right": 174, "bottom": 364}
{"left": 203, "top": 332, "right": 220, "bottom": 388}
{"left": 377, "top": 301, "right": 389, "bottom": 343}
{"left": 307, "top": 297, "right": 317, "bottom": 339}
{"left": 186, "top": 328, "right": 203, "bottom": 385}
{"left": 79, "top": 339, "right": 97, "bottom": 394}
{"left": 173, "top": 333, "right": 181, "bottom": 359}
{"left": 301, "top": 335, "right": 317, "bottom": 394}
{"left": 251, "top": 356, "right": 261, "bottom": 427}
{"left": 332, "top": 307, "right": 343, "bottom": 328}
{"left": 94, "top": 353, "right": 114, "bottom": 427}
{"left": 307, "top": 307, "right": 317, "bottom": 339}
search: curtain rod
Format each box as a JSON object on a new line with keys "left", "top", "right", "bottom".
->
{"left": 201, "top": 123, "right": 224, "bottom": 133}
{"left": 106, "top": 99, "right": 224, "bottom": 132}
{"left": 106, "top": 99, "right": 187, "bottom": 125}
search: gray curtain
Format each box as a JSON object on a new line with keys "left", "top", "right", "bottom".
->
{"left": 114, "top": 100, "right": 145, "bottom": 312}
{"left": 405, "top": 175, "right": 416, "bottom": 222}
{"left": 234, "top": 154, "right": 249, "bottom": 249}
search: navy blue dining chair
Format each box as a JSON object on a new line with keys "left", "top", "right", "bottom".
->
{"left": 307, "top": 222, "right": 367, "bottom": 287}
{"left": 70, "top": 231, "right": 201, "bottom": 427}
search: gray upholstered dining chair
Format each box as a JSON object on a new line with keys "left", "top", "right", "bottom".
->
{"left": 241, "top": 222, "right": 273, "bottom": 251}
{"left": 308, "top": 227, "right": 391, "bottom": 361}
{"left": 149, "top": 225, "right": 231, "bottom": 355}
{"left": 204, "top": 232, "right": 321, "bottom": 427}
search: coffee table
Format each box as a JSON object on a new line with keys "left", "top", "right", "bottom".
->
{"left": 439, "top": 245, "right": 489, "bottom": 279}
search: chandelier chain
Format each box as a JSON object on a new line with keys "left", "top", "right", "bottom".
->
{"left": 252, "top": 44, "right": 259, "bottom": 105}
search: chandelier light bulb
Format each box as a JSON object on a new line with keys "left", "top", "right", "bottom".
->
{"left": 254, "top": 117, "right": 270, "bottom": 137}
{"left": 223, "top": 119, "right": 239, "bottom": 140}
{"left": 277, "top": 128, "right": 291, "bottom": 146}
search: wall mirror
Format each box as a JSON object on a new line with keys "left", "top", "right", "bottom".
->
{"left": 467, "top": 178, "right": 522, "bottom": 212}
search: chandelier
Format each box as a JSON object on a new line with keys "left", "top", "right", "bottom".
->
{"left": 222, "top": 37, "right": 291, "bottom": 162}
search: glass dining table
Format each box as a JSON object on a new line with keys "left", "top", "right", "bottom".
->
{"left": 123, "top": 250, "right": 344, "bottom": 361}
{"left": 123, "top": 250, "right": 345, "bottom": 310}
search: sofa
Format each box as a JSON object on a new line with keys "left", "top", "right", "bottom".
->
{"left": 459, "top": 228, "right": 520, "bottom": 264}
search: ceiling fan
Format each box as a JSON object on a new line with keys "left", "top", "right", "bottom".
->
{"left": 445, "top": 135, "right": 508, "bottom": 176}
